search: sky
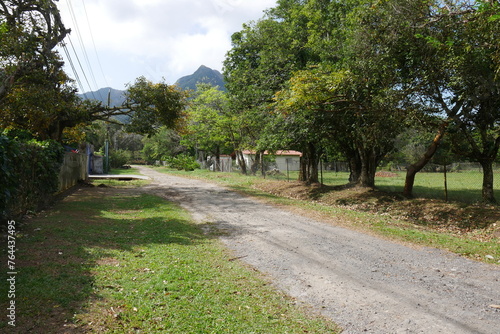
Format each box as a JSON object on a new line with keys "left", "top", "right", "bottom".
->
{"left": 57, "top": 0, "right": 277, "bottom": 93}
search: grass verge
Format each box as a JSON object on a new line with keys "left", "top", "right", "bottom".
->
{"left": 152, "top": 167, "right": 499, "bottom": 265}
{"left": 0, "top": 188, "right": 339, "bottom": 333}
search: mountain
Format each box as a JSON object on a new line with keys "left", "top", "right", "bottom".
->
{"left": 79, "top": 87, "right": 126, "bottom": 107}
{"left": 175, "top": 65, "right": 226, "bottom": 91}
{"left": 79, "top": 65, "right": 226, "bottom": 107}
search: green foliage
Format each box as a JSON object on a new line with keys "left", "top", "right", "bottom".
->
{"left": 0, "top": 132, "right": 64, "bottom": 220}
{"left": 141, "top": 127, "right": 185, "bottom": 164}
{"left": 395, "top": 0, "right": 500, "bottom": 202}
{"left": 109, "top": 149, "right": 132, "bottom": 169}
{"left": 183, "top": 84, "right": 234, "bottom": 156}
{"left": 165, "top": 154, "right": 200, "bottom": 171}
{"left": 1, "top": 66, "right": 89, "bottom": 141}
{"left": 125, "top": 77, "right": 189, "bottom": 136}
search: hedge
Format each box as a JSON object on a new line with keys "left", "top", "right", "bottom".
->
{"left": 0, "top": 133, "right": 64, "bottom": 221}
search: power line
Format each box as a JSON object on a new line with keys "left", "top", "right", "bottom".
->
{"left": 61, "top": 42, "right": 86, "bottom": 98}
{"left": 65, "top": 0, "right": 101, "bottom": 99}
{"left": 62, "top": 0, "right": 105, "bottom": 101}
{"left": 67, "top": 35, "right": 97, "bottom": 100}
{"left": 81, "top": 0, "right": 109, "bottom": 89}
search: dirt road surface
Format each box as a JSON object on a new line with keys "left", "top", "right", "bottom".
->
{"left": 136, "top": 166, "right": 500, "bottom": 334}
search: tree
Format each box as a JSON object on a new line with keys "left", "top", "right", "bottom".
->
{"left": 223, "top": 3, "right": 311, "bottom": 175}
{"left": 0, "top": 0, "right": 69, "bottom": 102}
{"left": 0, "top": 62, "right": 100, "bottom": 141}
{"left": 124, "top": 76, "right": 189, "bottom": 137}
{"left": 271, "top": 0, "right": 411, "bottom": 187}
{"left": 275, "top": 63, "right": 407, "bottom": 187}
{"left": 391, "top": 0, "right": 500, "bottom": 203}
{"left": 142, "top": 127, "right": 185, "bottom": 164}
{"left": 0, "top": 0, "right": 88, "bottom": 141}
{"left": 183, "top": 84, "right": 234, "bottom": 171}
{"left": 1, "top": 1, "right": 188, "bottom": 141}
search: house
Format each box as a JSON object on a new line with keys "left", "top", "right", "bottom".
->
{"left": 240, "top": 150, "right": 302, "bottom": 171}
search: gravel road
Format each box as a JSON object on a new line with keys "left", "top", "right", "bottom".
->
{"left": 136, "top": 166, "right": 500, "bottom": 334}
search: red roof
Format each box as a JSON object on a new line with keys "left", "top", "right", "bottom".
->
{"left": 242, "top": 150, "right": 302, "bottom": 157}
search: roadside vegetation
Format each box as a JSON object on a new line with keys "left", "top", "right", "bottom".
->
{"left": 0, "top": 188, "right": 339, "bottom": 333}
{"left": 154, "top": 167, "right": 499, "bottom": 265}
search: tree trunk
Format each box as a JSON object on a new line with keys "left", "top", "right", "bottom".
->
{"left": 260, "top": 151, "right": 266, "bottom": 177}
{"left": 348, "top": 153, "right": 362, "bottom": 184}
{"left": 308, "top": 144, "right": 319, "bottom": 184}
{"left": 299, "top": 155, "right": 308, "bottom": 182}
{"left": 214, "top": 146, "right": 221, "bottom": 172}
{"left": 236, "top": 150, "right": 247, "bottom": 175}
{"left": 403, "top": 123, "right": 448, "bottom": 198}
{"left": 456, "top": 121, "right": 499, "bottom": 204}
{"left": 479, "top": 160, "right": 497, "bottom": 204}
{"left": 250, "top": 150, "right": 264, "bottom": 175}
{"left": 298, "top": 143, "right": 319, "bottom": 183}
{"left": 357, "top": 149, "right": 378, "bottom": 188}
{"left": 443, "top": 164, "right": 448, "bottom": 202}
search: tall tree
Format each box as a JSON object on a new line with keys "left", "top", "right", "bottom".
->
{"left": 183, "top": 84, "right": 234, "bottom": 171}
{"left": 392, "top": 0, "right": 500, "bottom": 202}
{"left": 223, "top": 2, "right": 311, "bottom": 175}
{"left": 0, "top": 0, "right": 69, "bottom": 101}
{"left": 124, "top": 77, "right": 189, "bottom": 137}
{"left": 1, "top": 2, "right": 189, "bottom": 142}
{"left": 273, "top": 0, "right": 410, "bottom": 187}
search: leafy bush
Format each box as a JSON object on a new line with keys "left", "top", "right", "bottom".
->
{"left": 110, "top": 149, "right": 132, "bottom": 168}
{"left": 165, "top": 154, "right": 200, "bottom": 171}
{"left": 0, "top": 133, "right": 64, "bottom": 220}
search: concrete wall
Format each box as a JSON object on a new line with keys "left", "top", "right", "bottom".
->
{"left": 91, "top": 155, "right": 104, "bottom": 174}
{"left": 240, "top": 153, "right": 302, "bottom": 172}
{"left": 274, "top": 156, "right": 301, "bottom": 171}
{"left": 58, "top": 152, "right": 88, "bottom": 192}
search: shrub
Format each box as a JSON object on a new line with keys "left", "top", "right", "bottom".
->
{"left": 0, "top": 133, "right": 64, "bottom": 220}
{"left": 110, "top": 149, "right": 132, "bottom": 168}
{"left": 165, "top": 154, "right": 200, "bottom": 171}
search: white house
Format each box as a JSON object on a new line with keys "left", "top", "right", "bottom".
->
{"left": 240, "top": 150, "right": 302, "bottom": 171}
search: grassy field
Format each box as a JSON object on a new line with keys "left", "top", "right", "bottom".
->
{"left": 0, "top": 189, "right": 339, "bottom": 333}
{"left": 265, "top": 170, "right": 499, "bottom": 204}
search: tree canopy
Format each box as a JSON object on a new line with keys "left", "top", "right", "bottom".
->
{"left": 1, "top": 1, "right": 189, "bottom": 142}
{"left": 220, "top": 0, "right": 500, "bottom": 202}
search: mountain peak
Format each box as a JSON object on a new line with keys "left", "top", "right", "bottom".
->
{"left": 176, "top": 65, "right": 226, "bottom": 91}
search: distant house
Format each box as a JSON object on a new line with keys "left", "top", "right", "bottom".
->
{"left": 240, "top": 150, "right": 302, "bottom": 171}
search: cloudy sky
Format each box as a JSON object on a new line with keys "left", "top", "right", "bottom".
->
{"left": 58, "top": 0, "right": 277, "bottom": 92}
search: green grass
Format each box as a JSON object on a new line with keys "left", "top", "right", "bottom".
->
{"left": 109, "top": 167, "right": 143, "bottom": 175}
{"left": 0, "top": 191, "right": 339, "bottom": 333}
{"left": 375, "top": 170, "right": 500, "bottom": 203}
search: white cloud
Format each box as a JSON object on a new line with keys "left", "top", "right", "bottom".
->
{"left": 59, "top": 0, "right": 276, "bottom": 91}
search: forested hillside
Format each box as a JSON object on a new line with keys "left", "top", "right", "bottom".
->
{"left": 176, "top": 65, "right": 226, "bottom": 91}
